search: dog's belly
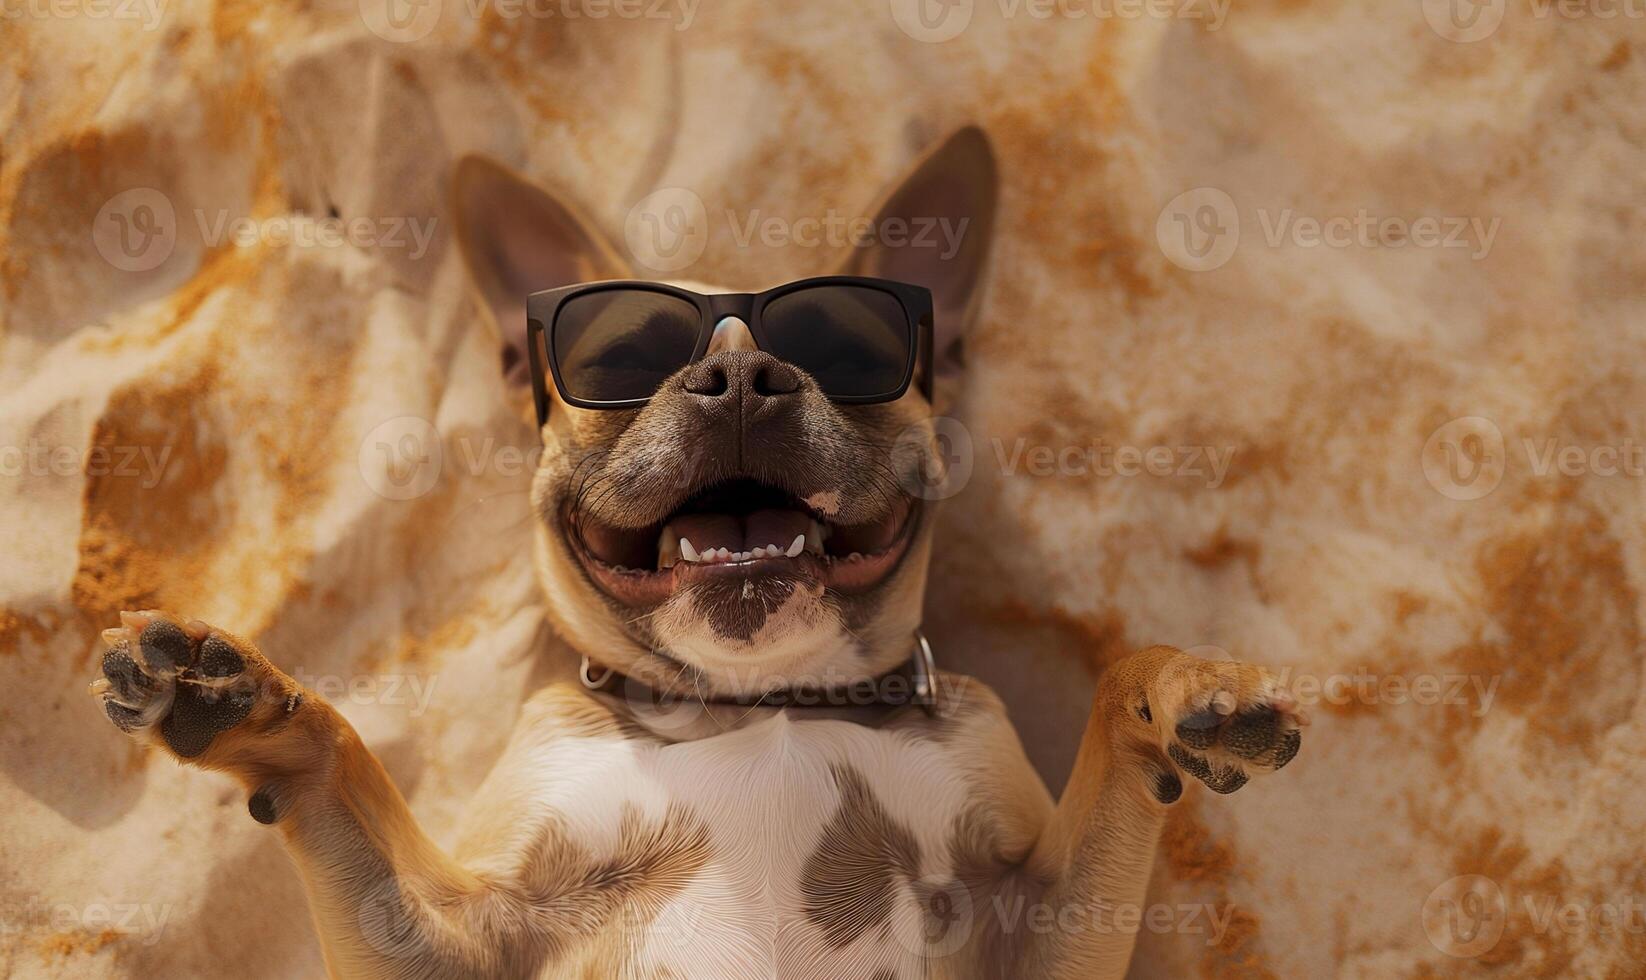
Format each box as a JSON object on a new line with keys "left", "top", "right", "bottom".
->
{"left": 451, "top": 682, "right": 1054, "bottom": 978}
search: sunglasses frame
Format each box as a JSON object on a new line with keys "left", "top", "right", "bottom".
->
{"left": 524, "top": 276, "right": 934, "bottom": 425}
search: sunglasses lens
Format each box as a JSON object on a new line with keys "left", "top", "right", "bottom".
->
{"left": 553, "top": 290, "right": 701, "bottom": 404}
{"left": 759, "top": 285, "right": 913, "bottom": 399}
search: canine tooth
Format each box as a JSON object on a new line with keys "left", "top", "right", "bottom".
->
{"left": 804, "top": 520, "right": 826, "bottom": 555}
{"left": 658, "top": 531, "right": 681, "bottom": 569}
{"left": 101, "top": 627, "right": 128, "bottom": 647}
{"left": 786, "top": 534, "right": 804, "bottom": 557}
{"left": 718, "top": 548, "right": 731, "bottom": 561}
{"left": 680, "top": 538, "right": 700, "bottom": 563}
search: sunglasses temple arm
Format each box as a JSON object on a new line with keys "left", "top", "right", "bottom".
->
{"left": 921, "top": 314, "right": 936, "bottom": 402}
{"left": 526, "top": 316, "right": 551, "bottom": 426}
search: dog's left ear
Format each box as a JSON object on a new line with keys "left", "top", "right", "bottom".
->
{"left": 841, "top": 126, "right": 998, "bottom": 407}
{"left": 451, "top": 155, "right": 631, "bottom": 404}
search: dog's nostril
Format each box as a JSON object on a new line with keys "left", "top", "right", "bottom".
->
{"left": 752, "top": 361, "right": 801, "bottom": 396}
{"left": 684, "top": 362, "right": 730, "bottom": 397}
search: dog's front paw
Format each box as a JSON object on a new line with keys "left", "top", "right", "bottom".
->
{"left": 90, "top": 610, "right": 303, "bottom": 763}
{"left": 1102, "top": 646, "right": 1307, "bottom": 803}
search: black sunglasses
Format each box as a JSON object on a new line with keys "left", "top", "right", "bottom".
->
{"left": 523, "top": 276, "right": 933, "bottom": 424}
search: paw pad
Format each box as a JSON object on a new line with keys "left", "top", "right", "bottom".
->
{"left": 92, "top": 611, "right": 270, "bottom": 759}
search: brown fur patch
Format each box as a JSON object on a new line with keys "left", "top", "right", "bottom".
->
{"left": 801, "top": 764, "right": 923, "bottom": 948}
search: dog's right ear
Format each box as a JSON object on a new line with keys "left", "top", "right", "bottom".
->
{"left": 451, "top": 156, "right": 631, "bottom": 398}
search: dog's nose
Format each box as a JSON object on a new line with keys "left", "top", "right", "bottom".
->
{"left": 682, "top": 351, "right": 802, "bottom": 404}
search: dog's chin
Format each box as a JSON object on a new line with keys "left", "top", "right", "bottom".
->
{"left": 561, "top": 478, "right": 920, "bottom": 612}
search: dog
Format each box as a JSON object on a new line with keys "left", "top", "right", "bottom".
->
{"left": 91, "top": 126, "right": 1304, "bottom": 979}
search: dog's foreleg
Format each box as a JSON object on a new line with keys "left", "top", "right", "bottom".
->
{"left": 93, "top": 612, "right": 549, "bottom": 978}
{"left": 1015, "top": 647, "right": 1304, "bottom": 979}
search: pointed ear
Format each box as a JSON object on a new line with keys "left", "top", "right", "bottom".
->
{"left": 451, "top": 155, "right": 631, "bottom": 395}
{"left": 841, "top": 126, "right": 998, "bottom": 403}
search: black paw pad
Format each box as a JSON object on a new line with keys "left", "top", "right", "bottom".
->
{"left": 1203, "top": 765, "right": 1249, "bottom": 795}
{"left": 248, "top": 786, "right": 280, "bottom": 825}
{"left": 197, "top": 636, "right": 246, "bottom": 679}
{"left": 1151, "top": 767, "right": 1183, "bottom": 804}
{"left": 103, "top": 699, "right": 146, "bottom": 732}
{"left": 160, "top": 683, "right": 256, "bottom": 758}
{"left": 102, "top": 648, "right": 156, "bottom": 702}
{"left": 1174, "top": 710, "right": 1223, "bottom": 751}
{"left": 139, "top": 620, "right": 194, "bottom": 675}
{"left": 1271, "top": 728, "right": 1301, "bottom": 770}
{"left": 1168, "top": 742, "right": 1214, "bottom": 781}
{"left": 1168, "top": 742, "right": 1250, "bottom": 794}
{"left": 1224, "top": 707, "right": 1281, "bottom": 760}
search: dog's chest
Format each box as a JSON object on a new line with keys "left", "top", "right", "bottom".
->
{"left": 454, "top": 688, "right": 1051, "bottom": 977}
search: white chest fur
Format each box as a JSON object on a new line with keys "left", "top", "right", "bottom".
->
{"left": 450, "top": 681, "right": 1054, "bottom": 978}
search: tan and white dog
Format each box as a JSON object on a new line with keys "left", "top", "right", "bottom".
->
{"left": 92, "top": 127, "right": 1304, "bottom": 979}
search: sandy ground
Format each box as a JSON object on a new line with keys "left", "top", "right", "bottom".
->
{"left": 3, "top": 1, "right": 1646, "bottom": 976}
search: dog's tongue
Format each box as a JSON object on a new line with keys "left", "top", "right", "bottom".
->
{"left": 670, "top": 508, "right": 811, "bottom": 554}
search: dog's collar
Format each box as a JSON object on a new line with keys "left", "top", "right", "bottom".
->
{"left": 578, "top": 631, "right": 939, "bottom": 717}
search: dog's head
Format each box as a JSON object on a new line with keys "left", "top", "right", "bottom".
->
{"left": 452, "top": 128, "right": 996, "bottom": 696}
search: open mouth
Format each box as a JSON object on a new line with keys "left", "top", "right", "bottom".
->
{"left": 567, "top": 479, "right": 918, "bottom": 607}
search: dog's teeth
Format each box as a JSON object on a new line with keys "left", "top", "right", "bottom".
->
{"left": 804, "top": 520, "right": 826, "bottom": 555}
{"left": 734, "top": 551, "right": 752, "bottom": 562}
{"left": 786, "top": 534, "right": 804, "bottom": 557}
{"left": 751, "top": 547, "right": 766, "bottom": 559}
{"left": 101, "top": 627, "right": 129, "bottom": 647}
{"left": 658, "top": 529, "right": 681, "bottom": 569}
